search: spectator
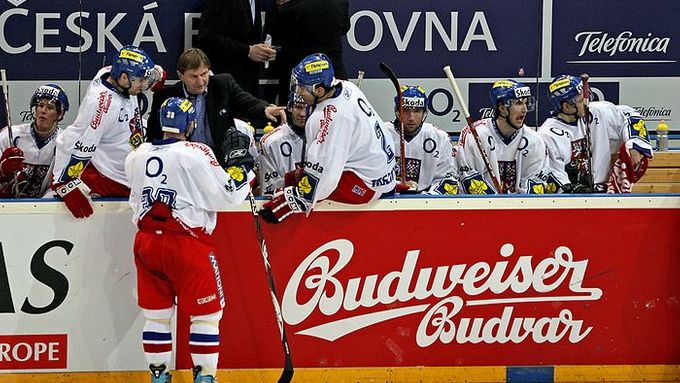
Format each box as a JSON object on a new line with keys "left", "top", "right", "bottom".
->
{"left": 538, "top": 74, "right": 653, "bottom": 193}
{"left": 259, "top": 92, "right": 308, "bottom": 194}
{"left": 0, "top": 84, "right": 69, "bottom": 198}
{"left": 51, "top": 45, "right": 162, "bottom": 218}
{"left": 147, "top": 48, "right": 285, "bottom": 167}
{"left": 385, "top": 85, "right": 459, "bottom": 195}
{"left": 456, "top": 79, "right": 548, "bottom": 194}
{"left": 198, "top": 0, "right": 276, "bottom": 96}
{"left": 268, "top": 0, "right": 350, "bottom": 104}
{"left": 259, "top": 53, "right": 396, "bottom": 224}
{"left": 126, "top": 97, "right": 253, "bottom": 383}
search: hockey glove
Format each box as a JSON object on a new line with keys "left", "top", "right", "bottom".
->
{"left": 259, "top": 186, "right": 308, "bottom": 224}
{"left": 0, "top": 147, "right": 25, "bottom": 180}
{"left": 52, "top": 178, "right": 94, "bottom": 219}
{"left": 150, "top": 65, "right": 167, "bottom": 92}
{"left": 561, "top": 183, "right": 591, "bottom": 194}
{"left": 395, "top": 180, "right": 419, "bottom": 194}
{"left": 222, "top": 129, "right": 254, "bottom": 170}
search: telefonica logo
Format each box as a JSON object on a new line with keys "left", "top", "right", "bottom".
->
{"left": 569, "top": 31, "right": 674, "bottom": 64}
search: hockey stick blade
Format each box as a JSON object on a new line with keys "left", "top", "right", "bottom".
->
{"left": 247, "top": 193, "right": 294, "bottom": 383}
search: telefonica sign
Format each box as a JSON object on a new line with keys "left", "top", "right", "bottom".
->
{"left": 568, "top": 31, "right": 674, "bottom": 64}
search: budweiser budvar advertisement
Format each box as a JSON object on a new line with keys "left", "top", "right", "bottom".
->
{"left": 176, "top": 206, "right": 680, "bottom": 369}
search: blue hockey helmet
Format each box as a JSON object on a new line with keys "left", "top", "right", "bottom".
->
{"left": 548, "top": 74, "right": 585, "bottom": 112}
{"left": 395, "top": 85, "right": 428, "bottom": 110}
{"left": 159, "top": 97, "right": 197, "bottom": 137}
{"left": 111, "top": 45, "right": 156, "bottom": 82}
{"left": 489, "top": 79, "right": 535, "bottom": 111}
{"left": 290, "top": 53, "right": 335, "bottom": 93}
{"left": 30, "top": 84, "right": 69, "bottom": 116}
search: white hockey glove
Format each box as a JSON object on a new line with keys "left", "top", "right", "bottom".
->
{"left": 259, "top": 186, "right": 308, "bottom": 224}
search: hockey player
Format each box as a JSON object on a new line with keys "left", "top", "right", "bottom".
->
{"left": 125, "top": 97, "right": 254, "bottom": 383}
{"left": 538, "top": 74, "right": 653, "bottom": 193}
{"left": 0, "top": 84, "right": 69, "bottom": 198}
{"left": 386, "top": 85, "right": 459, "bottom": 195}
{"left": 259, "top": 53, "right": 396, "bottom": 223}
{"left": 50, "top": 45, "right": 163, "bottom": 218}
{"left": 258, "top": 92, "right": 308, "bottom": 195}
{"left": 456, "top": 79, "right": 548, "bottom": 194}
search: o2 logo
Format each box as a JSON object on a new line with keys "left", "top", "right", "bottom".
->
{"left": 427, "top": 88, "right": 461, "bottom": 123}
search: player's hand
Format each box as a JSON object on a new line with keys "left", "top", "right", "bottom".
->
{"left": 52, "top": 179, "right": 94, "bottom": 219}
{"left": 259, "top": 186, "right": 308, "bottom": 224}
{"left": 248, "top": 44, "right": 277, "bottom": 62}
{"left": 561, "top": 183, "right": 591, "bottom": 194}
{"left": 0, "top": 146, "right": 25, "bottom": 180}
{"left": 150, "top": 65, "right": 167, "bottom": 92}
{"left": 222, "top": 129, "right": 254, "bottom": 170}
{"left": 395, "top": 180, "right": 418, "bottom": 194}
{"left": 265, "top": 104, "right": 287, "bottom": 125}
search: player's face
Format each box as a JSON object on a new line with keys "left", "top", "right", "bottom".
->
{"left": 294, "top": 86, "right": 317, "bottom": 105}
{"left": 402, "top": 107, "right": 425, "bottom": 134}
{"left": 179, "top": 64, "right": 210, "bottom": 95}
{"left": 33, "top": 99, "right": 61, "bottom": 134}
{"left": 507, "top": 98, "right": 529, "bottom": 126}
{"left": 291, "top": 102, "right": 307, "bottom": 128}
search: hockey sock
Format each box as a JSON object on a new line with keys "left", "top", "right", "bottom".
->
{"left": 142, "top": 308, "right": 174, "bottom": 367}
{"left": 189, "top": 311, "right": 222, "bottom": 377}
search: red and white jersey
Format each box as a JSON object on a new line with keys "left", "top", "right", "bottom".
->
{"left": 303, "top": 80, "right": 396, "bottom": 207}
{"left": 0, "top": 123, "right": 59, "bottom": 197}
{"left": 258, "top": 123, "right": 305, "bottom": 194}
{"left": 125, "top": 140, "right": 252, "bottom": 234}
{"left": 538, "top": 101, "right": 653, "bottom": 188}
{"left": 385, "top": 121, "right": 458, "bottom": 193}
{"left": 53, "top": 67, "right": 143, "bottom": 187}
{"left": 457, "top": 118, "right": 548, "bottom": 194}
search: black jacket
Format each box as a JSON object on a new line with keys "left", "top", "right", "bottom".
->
{"left": 146, "top": 74, "right": 269, "bottom": 165}
{"left": 197, "top": 0, "right": 263, "bottom": 95}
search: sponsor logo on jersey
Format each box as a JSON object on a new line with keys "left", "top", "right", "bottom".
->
{"left": 316, "top": 105, "right": 337, "bottom": 144}
{"left": 297, "top": 172, "right": 319, "bottom": 203}
{"left": 74, "top": 141, "right": 97, "bottom": 153}
{"left": 89, "top": 92, "right": 112, "bottom": 130}
{"left": 59, "top": 155, "right": 90, "bottom": 182}
{"left": 185, "top": 142, "right": 220, "bottom": 167}
{"left": 371, "top": 170, "right": 395, "bottom": 188}
{"left": 282, "top": 240, "right": 602, "bottom": 345}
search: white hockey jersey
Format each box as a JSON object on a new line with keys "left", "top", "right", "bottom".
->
{"left": 302, "top": 80, "right": 396, "bottom": 207}
{"left": 259, "top": 123, "right": 305, "bottom": 194}
{"left": 0, "top": 123, "right": 59, "bottom": 198}
{"left": 125, "top": 139, "right": 251, "bottom": 234}
{"left": 538, "top": 101, "right": 653, "bottom": 190}
{"left": 457, "top": 118, "right": 548, "bottom": 194}
{"left": 53, "top": 67, "right": 143, "bottom": 188}
{"left": 385, "top": 121, "right": 459, "bottom": 194}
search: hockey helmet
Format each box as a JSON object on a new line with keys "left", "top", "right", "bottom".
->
{"left": 30, "top": 84, "right": 69, "bottom": 115}
{"left": 489, "top": 79, "right": 535, "bottom": 111}
{"left": 111, "top": 45, "right": 157, "bottom": 84}
{"left": 548, "top": 74, "right": 586, "bottom": 112}
{"left": 290, "top": 53, "right": 335, "bottom": 93}
{"left": 159, "top": 97, "right": 197, "bottom": 137}
{"left": 287, "top": 92, "right": 306, "bottom": 111}
{"left": 395, "top": 85, "right": 428, "bottom": 110}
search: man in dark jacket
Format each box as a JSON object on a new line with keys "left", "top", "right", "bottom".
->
{"left": 197, "top": 0, "right": 277, "bottom": 96}
{"left": 147, "top": 48, "right": 285, "bottom": 166}
{"left": 268, "top": 0, "right": 350, "bottom": 104}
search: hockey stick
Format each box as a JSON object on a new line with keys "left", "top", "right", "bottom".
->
{"left": 356, "top": 70, "right": 365, "bottom": 89}
{"left": 246, "top": 192, "right": 294, "bottom": 383}
{"left": 442, "top": 65, "right": 503, "bottom": 194}
{"left": 1, "top": 69, "right": 20, "bottom": 197}
{"left": 580, "top": 73, "right": 596, "bottom": 189}
{"left": 378, "top": 62, "right": 407, "bottom": 188}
